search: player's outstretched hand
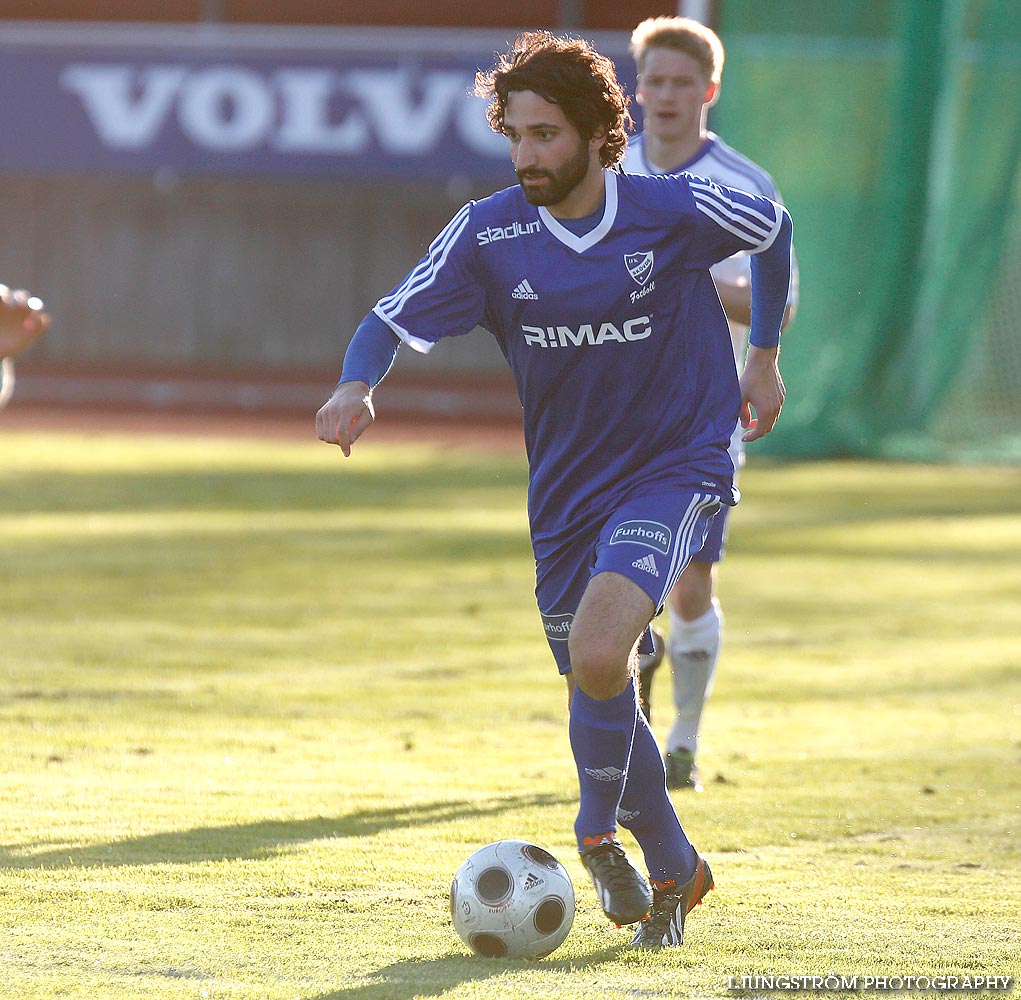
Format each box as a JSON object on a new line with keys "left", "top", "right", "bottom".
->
{"left": 0, "top": 284, "right": 50, "bottom": 357}
{"left": 739, "top": 345, "right": 785, "bottom": 442}
{"left": 316, "top": 380, "right": 375, "bottom": 457}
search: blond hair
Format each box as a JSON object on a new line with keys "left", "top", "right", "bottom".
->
{"left": 630, "top": 16, "right": 725, "bottom": 83}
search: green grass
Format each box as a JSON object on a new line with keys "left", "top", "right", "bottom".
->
{"left": 1, "top": 428, "right": 1019, "bottom": 999}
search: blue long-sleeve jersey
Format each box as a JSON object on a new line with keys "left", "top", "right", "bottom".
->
{"left": 342, "top": 168, "right": 792, "bottom": 559}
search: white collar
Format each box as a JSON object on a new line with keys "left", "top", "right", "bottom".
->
{"left": 538, "top": 170, "right": 618, "bottom": 253}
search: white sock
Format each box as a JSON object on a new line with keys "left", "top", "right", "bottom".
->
{"left": 666, "top": 599, "right": 723, "bottom": 756}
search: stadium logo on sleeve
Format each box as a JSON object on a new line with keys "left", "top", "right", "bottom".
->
{"left": 541, "top": 613, "right": 574, "bottom": 641}
{"left": 609, "top": 520, "right": 672, "bottom": 555}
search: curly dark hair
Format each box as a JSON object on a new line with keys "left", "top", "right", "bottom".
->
{"left": 475, "top": 31, "right": 632, "bottom": 169}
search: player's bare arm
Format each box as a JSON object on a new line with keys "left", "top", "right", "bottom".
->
{"left": 0, "top": 284, "right": 50, "bottom": 357}
{"left": 318, "top": 313, "right": 400, "bottom": 455}
{"left": 739, "top": 345, "right": 785, "bottom": 442}
{"left": 316, "top": 380, "right": 375, "bottom": 457}
{"left": 712, "top": 267, "right": 796, "bottom": 331}
{"left": 713, "top": 278, "right": 752, "bottom": 328}
{"left": 716, "top": 284, "right": 797, "bottom": 331}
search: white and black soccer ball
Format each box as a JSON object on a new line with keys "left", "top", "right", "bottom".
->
{"left": 449, "top": 839, "right": 575, "bottom": 959}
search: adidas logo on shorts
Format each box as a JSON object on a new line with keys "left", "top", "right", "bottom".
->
{"left": 632, "top": 554, "right": 659, "bottom": 577}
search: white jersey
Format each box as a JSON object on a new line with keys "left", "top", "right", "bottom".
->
{"left": 622, "top": 131, "right": 799, "bottom": 465}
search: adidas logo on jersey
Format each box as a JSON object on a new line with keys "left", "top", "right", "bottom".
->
{"left": 632, "top": 554, "right": 659, "bottom": 577}
{"left": 585, "top": 766, "right": 625, "bottom": 782}
{"left": 512, "top": 279, "right": 539, "bottom": 300}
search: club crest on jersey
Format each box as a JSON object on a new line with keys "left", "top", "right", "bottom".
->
{"left": 624, "top": 251, "right": 654, "bottom": 286}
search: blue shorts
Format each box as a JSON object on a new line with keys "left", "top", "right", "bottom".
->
{"left": 693, "top": 444, "right": 742, "bottom": 562}
{"left": 693, "top": 503, "right": 730, "bottom": 563}
{"left": 536, "top": 489, "right": 723, "bottom": 674}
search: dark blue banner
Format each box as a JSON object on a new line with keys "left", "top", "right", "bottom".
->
{"left": 0, "top": 23, "right": 633, "bottom": 182}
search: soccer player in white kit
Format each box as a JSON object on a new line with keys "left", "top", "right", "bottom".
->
{"left": 318, "top": 31, "right": 792, "bottom": 949}
{"left": 622, "top": 17, "right": 800, "bottom": 792}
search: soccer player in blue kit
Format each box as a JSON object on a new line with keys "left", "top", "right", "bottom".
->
{"left": 317, "top": 31, "right": 793, "bottom": 949}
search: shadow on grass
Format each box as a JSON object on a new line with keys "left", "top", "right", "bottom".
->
{"left": 307, "top": 946, "right": 626, "bottom": 1000}
{"left": 0, "top": 462, "right": 527, "bottom": 517}
{"left": 0, "top": 794, "right": 569, "bottom": 870}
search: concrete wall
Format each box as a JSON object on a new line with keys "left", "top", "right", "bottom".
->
{"left": 1, "top": 172, "right": 507, "bottom": 379}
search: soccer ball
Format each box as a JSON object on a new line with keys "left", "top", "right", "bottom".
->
{"left": 449, "top": 840, "right": 575, "bottom": 959}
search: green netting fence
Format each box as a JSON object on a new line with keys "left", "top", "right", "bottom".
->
{"left": 716, "top": 0, "right": 1021, "bottom": 462}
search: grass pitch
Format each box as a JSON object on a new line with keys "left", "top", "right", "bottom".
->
{"left": 0, "top": 426, "right": 1018, "bottom": 999}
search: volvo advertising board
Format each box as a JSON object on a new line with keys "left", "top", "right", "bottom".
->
{"left": 0, "top": 22, "right": 634, "bottom": 181}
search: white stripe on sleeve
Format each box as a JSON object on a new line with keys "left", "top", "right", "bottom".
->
{"left": 377, "top": 203, "right": 471, "bottom": 317}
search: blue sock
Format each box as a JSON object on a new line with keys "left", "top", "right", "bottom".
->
{"left": 616, "top": 709, "right": 697, "bottom": 885}
{"left": 570, "top": 684, "right": 638, "bottom": 851}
